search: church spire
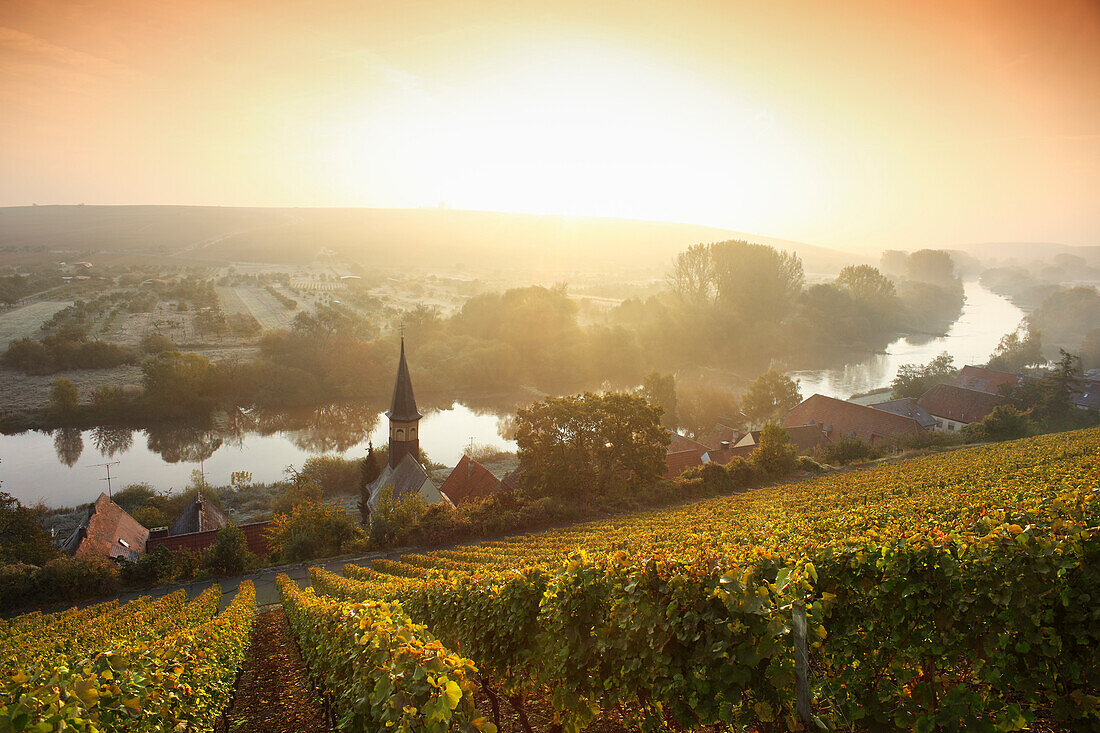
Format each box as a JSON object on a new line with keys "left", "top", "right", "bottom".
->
{"left": 387, "top": 336, "right": 422, "bottom": 421}
{"left": 386, "top": 336, "right": 422, "bottom": 469}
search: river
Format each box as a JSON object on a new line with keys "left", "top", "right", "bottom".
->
{"left": 791, "top": 281, "right": 1024, "bottom": 400}
{"left": 0, "top": 282, "right": 1024, "bottom": 507}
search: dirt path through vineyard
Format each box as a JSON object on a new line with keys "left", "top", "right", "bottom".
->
{"left": 218, "top": 609, "right": 331, "bottom": 733}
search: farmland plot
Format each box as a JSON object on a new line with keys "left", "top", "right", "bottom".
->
{"left": 227, "top": 286, "right": 299, "bottom": 330}
{"left": 0, "top": 301, "right": 71, "bottom": 349}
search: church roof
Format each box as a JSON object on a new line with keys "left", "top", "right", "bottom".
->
{"left": 387, "top": 338, "right": 422, "bottom": 421}
{"left": 368, "top": 452, "right": 435, "bottom": 510}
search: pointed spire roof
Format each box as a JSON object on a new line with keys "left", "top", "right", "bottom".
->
{"left": 387, "top": 337, "right": 422, "bottom": 421}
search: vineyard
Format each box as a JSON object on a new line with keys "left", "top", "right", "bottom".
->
{"left": 3, "top": 429, "right": 1098, "bottom": 731}
{"left": 0, "top": 582, "right": 255, "bottom": 731}
{"left": 292, "top": 429, "right": 1100, "bottom": 731}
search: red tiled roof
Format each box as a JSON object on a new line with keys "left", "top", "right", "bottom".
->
{"left": 702, "top": 423, "right": 742, "bottom": 451}
{"left": 954, "top": 365, "right": 1020, "bottom": 395}
{"left": 783, "top": 394, "right": 925, "bottom": 444}
{"left": 666, "top": 431, "right": 710, "bottom": 453}
{"left": 733, "top": 425, "right": 831, "bottom": 454}
{"left": 663, "top": 448, "right": 704, "bottom": 479}
{"left": 60, "top": 493, "right": 149, "bottom": 562}
{"left": 701, "top": 444, "right": 755, "bottom": 465}
{"left": 918, "top": 384, "right": 1000, "bottom": 424}
{"left": 438, "top": 455, "right": 504, "bottom": 505}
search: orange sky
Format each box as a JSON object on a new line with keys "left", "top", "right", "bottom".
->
{"left": 1, "top": 0, "right": 1098, "bottom": 251}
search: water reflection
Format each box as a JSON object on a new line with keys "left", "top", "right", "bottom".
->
{"left": 91, "top": 425, "right": 134, "bottom": 457}
{"left": 53, "top": 428, "right": 84, "bottom": 467}
{"left": 145, "top": 424, "right": 224, "bottom": 464}
{"left": 251, "top": 403, "right": 380, "bottom": 453}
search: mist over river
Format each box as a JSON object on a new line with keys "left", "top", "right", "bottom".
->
{"left": 0, "top": 282, "right": 1024, "bottom": 508}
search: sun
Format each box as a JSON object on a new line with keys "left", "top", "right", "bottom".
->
{"left": 324, "top": 40, "right": 811, "bottom": 230}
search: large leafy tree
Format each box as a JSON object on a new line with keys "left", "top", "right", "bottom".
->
{"left": 742, "top": 368, "right": 801, "bottom": 426}
{"left": 891, "top": 352, "right": 957, "bottom": 399}
{"left": 641, "top": 372, "right": 678, "bottom": 429}
{"left": 988, "top": 327, "right": 1045, "bottom": 372}
{"left": 670, "top": 240, "right": 804, "bottom": 323}
{"left": 515, "top": 392, "right": 669, "bottom": 500}
{"left": 141, "top": 351, "right": 219, "bottom": 418}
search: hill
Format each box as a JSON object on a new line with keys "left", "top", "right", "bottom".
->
{"left": 0, "top": 205, "right": 864, "bottom": 275}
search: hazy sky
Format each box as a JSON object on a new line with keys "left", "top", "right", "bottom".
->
{"left": 1, "top": 0, "right": 1098, "bottom": 251}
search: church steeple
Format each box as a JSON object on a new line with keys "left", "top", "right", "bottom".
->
{"left": 386, "top": 337, "right": 422, "bottom": 468}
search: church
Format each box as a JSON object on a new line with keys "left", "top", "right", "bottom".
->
{"left": 365, "top": 338, "right": 449, "bottom": 512}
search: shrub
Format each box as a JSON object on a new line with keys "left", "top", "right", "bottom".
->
{"left": 724, "top": 456, "right": 760, "bottom": 488}
{"left": 0, "top": 562, "right": 41, "bottom": 612}
{"left": 268, "top": 500, "right": 362, "bottom": 562}
{"left": 301, "top": 455, "right": 360, "bottom": 496}
{"left": 750, "top": 423, "right": 799, "bottom": 476}
{"left": 120, "top": 545, "right": 177, "bottom": 587}
{"left": 37, "top": 555, "right": 121, "bottom": 604}
{"left": 205, "top": 525, "right": 257, "bottom": 575}
{"left": 818, "top": 437, "right": 883, "bottom": 465}
{"left": 141, "top": 332, "right": 175, "bottom": 354}
{"left": 963, "top": 405, "right": 1033, "bottom": 442}
{"left": 369, "top": 486, "right": 428, "bottom": 548}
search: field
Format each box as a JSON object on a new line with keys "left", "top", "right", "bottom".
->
{"left": 4, "top": 430, "right": 1098, "bottom": 732}
{"left": 0, "top": 301, "right": 70, "bottom": 349}
{"left": 218, "top": 285, "right": 299, "bottom": 330}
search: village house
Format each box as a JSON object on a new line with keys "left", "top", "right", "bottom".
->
{"left": 783, "top": 393, "right": 926, "bottom": 444}
{"left": 663, "top": 431, "right": 709, "bottom": 478}
{"left": 917, "top": 383, "right": 1001, "bottom": 431}
{"left": 146, "top": 492, "right": 272, "bottom": 556}
{"left": 867, "top": 397, "right": 939, "bottom": 429}
{"left": 703, "top": 424, "right": 831, "bottom": 464}
{"left": 59, "top": 493, "right": 148, "bottom": 562}
{"left": 954, "top": 365, "right": 1020, "bottom": 395}
{"left": 365, "top": 339, "right": 450, "bottom": 512}
{"left": 439, "top": 455, "right": 504, "bottom": 505}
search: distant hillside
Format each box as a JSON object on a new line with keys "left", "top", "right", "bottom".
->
{"left": 0, "top": 205, "right": 864, "bottom": 275}
{"left": 951, "top": 241, "right": 1100, "bottom": 269}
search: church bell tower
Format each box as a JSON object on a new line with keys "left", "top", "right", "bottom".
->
{"left": 386, "top": 337, "right": 422, "bottom": 468}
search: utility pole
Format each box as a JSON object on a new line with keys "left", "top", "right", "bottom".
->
{"left": 88, "top": 461, "right": 121, "bottom": 499}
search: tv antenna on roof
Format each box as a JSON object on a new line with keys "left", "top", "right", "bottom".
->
{"left": 88, "top": 461, "right": 120, "bottom": 499}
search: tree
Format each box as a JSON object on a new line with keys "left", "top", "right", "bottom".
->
{"left": 141, "top": 351, "right": 219, "bottom": 418}
{"left": 891, "top": 352, "right": 956, "bottom": 398}
{"left": 641, "top": 372, "right": 678, "bottom": 429}
{"left": 709, "top": 241, "right": 804, "bottom": 322}
{"left": 515, "top": 392, "right": 669, "bottom": 500}
{"left": 358, "top": 443, "right": 380, "bottom": 526}
{"left": 1003, "top": 350, "right": 1083, "bottom": 425}
{"left": 988, "top": 327, "right": 1044, "bottom": 372}
{"left": 0, "top": 491, "right": 58, "bottom": 566}
{"left": 670, "top": 244, "right": 715, "bottom": 306}
{"left": 750, "top": 424, "right": 798, "bottom": 476}
{"left": 1081, "top": 328, "right": 1100, "bottom": 371}
{"left": 836, "top": 265, "right": 896, "bottom": 305}
{"left": 741, "top": 369, "right": 801, "bottom": 426}
{"left": 904, "top": 249, "right": 957, "bottom": 285}
{"left": 48, "top": 377, "right": 80, "bottom": 422}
